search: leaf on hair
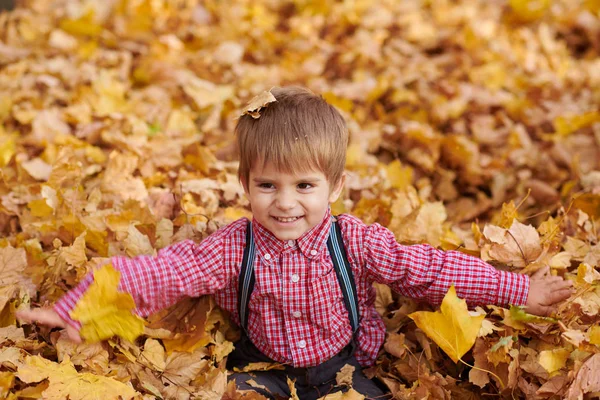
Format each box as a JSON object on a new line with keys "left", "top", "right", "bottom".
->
{"left": 242, "top": 90, "right": 277, "bottom": 119}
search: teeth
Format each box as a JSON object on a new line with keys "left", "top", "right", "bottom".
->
{"left": 275, "top": 216, "right": 300, "bottom": 222}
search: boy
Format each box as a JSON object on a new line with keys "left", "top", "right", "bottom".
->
{"left": 18, "top": 87, "right": 573, "bottom": 399}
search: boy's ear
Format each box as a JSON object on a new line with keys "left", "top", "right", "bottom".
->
{"left": 328, "top": 173, "right": 346, "bottom": 204}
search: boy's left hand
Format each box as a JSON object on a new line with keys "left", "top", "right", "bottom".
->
{"left": 525, "top": 266, "right": 574, "bottom": 316}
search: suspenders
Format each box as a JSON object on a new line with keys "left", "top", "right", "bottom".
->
{"left": 237, "top": 220, "right": 360, "bottom": 333}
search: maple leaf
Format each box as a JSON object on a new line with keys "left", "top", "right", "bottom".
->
{"left": 483, "top": 220, "right": 543, "bottom": 268}
{"left": 409, "top": 285, "right": 484, "bottom": 363}
{"left": 16, "top": 355, "right": 139, "bottom": 399}
{"left": 69, "top": 264, "right": 145, "bottom": 343}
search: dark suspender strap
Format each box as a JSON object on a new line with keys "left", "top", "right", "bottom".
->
{"left": 238, "top": 221, "right": 255, "bottom": 332}
{"left": 327, "top": 221, "right": 360, "bottom": 333}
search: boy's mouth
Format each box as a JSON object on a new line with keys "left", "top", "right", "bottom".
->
{"left": 272, "top": 216, "right": 302, "bottom": 223}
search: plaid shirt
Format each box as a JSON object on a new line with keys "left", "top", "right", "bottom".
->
{"left": 54, "top": 209, "right": 529, "bottom": 367}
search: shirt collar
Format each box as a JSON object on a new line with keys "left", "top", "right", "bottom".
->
{"left": 252, "top": 208, "right": 333, "bottom": 260}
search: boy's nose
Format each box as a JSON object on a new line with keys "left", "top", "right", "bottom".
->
{"left": 275, "top": 192, "right": 296, "bottom": 210}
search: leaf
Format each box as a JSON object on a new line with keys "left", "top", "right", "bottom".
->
{"left": 69, "top": 264, "right": 145, "bottom": 343}
{"left": 233, "top": 362, "right": 285, "bottom": 372}
{"left": 162, "top": 349, "right": 208, "bottom": 386}
{"left": 336, "top": 364, "right": 355, "bottom": 387}
{"left": 16, "top": 355, "right": 138, "bottom": 400}
{"left": 385, "top": 160, "right": 413, "bottom": 190}
{"left": 21, "top": 158, "right": 52, "bottom": 181}
{"left": 565, "top": 354, "right": 600, "bottom": 400}
{"left": 485, "top": 220, "right": 542, "bottom": 268}
{"left": 539, "top": 349, "right": 570, "bottom": 374}
{"left": 242, "top": 90, "right": 276, "bottom": 119}
{"left": 509, "top": 0, "right": 550, "bottom": 22}
{"left": 0, "top": 134, "right": 15, "bottom": 167}
{"left": 140, "top": 338, "right": 166, "bottom": 371}
{"left": 288, "top": 377, "right": 300, "bottom": 400}
{"left": 123, "top": 224, "right": 155, "bottom": 257}
{"left": 509, "top": 306, "right": 557, "bottom": 324}
{"left": 409, "top": 285, "right": 485, "bottom": 363}
{"left": 58, "top": 233, "right": 88, "bottom": 268}
{"left": 0, "top": 247, "right": 27, "bottom": 289}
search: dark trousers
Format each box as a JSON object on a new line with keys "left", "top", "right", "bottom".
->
{"left": 226, "top": 333, "right": 389, "bottom": 400}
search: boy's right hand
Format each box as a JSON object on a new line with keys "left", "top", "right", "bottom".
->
{"left": 16, "top": 308, "right": 82, "bottom": 343}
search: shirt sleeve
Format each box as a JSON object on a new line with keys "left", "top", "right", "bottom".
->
{"left": 54, "top": 223, "right": 242, "bottom": 330}
{"left": 343, "top": 218, "right": 529, "bottom": 308}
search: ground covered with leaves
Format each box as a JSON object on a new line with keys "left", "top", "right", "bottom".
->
{"left": 1, "top": 0, "right": 600, "bottom": 398}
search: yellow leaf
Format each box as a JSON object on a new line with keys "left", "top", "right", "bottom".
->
{"left": 386, "top": 160, "right": 413, "bottom": 190}
{"left": 16, "top": 355, "right": 138, "bottom": 400}
{"left": 288, "top": 377, "right": 300, "bottom": 400}
{"left": 27, "top": 199, "right": 54, "bottom": 218}
{"left": 538, "top": 348, "right": 570, "bottom": 374}
{"left": 588, "top": 325, "right": 600, "bottom": 345}
{"left": 0, "top": 134, "right": 15, "bottom": 167}
{"left": 409, "top": 285, "right": 484, "bottom": 363}
{"left": 554, "top": 112, "right": 600, "bottom": 136}
{"left": 572, "top": 194, "right": 600, "bottom": 219}
{"left": 0, "top": 371, "right": 14, "bottom": 397}
{"left": 69, "top": 264, "right": 145, "bottom": 343}
{"left": 509, "top": 0, "right": 550, "bottom": 22}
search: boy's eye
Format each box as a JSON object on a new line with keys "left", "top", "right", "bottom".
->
{"left": 258, "top": 183, "right": 274, "bottom": 189}
{"left": 297, "top": 182, "right": 313, "bottom": 190}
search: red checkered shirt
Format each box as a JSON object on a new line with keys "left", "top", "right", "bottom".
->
{"left": 54, "top": 209, "right": 529, "bottom": 367}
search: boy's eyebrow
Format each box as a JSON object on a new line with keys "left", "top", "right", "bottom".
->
{"left": 251, "top": 176, "right": 323, "bottom": 183}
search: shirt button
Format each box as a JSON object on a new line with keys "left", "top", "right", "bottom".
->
{"left": 298, "top": 340, "right": 306, "bottom": 349}
{"left": 291, "top": 274, "right": 299, "bottom": 283}
{"left": 264, "top": 254, "right": 271, "bottom": 260}
{"left": 287, "top": 240, "right": 294, "bottom": 247}
{"left": 310, "top": 249, "right": 317, "bottom": 256}
{"left": 293, "top": 311, "right": 302, "bottom": 318}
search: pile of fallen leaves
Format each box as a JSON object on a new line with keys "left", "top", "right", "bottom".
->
{"left": 1, "top": 0, "right": 600, "bottom": 398}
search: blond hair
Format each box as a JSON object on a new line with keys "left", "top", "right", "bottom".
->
{"left": 236, "top": 86, "right": 347, "bottom": 188}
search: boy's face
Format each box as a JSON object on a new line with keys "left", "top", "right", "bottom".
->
{"left": 243, "top": 162, "right": 345, "bottom": 241}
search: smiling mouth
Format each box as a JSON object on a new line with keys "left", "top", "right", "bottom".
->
{"left": 272, "top": 216, "right": 302, "bottom": 223}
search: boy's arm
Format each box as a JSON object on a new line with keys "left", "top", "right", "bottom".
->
{"left": 347, "top": 220, "right": 569, "bottom": 311}
{"left": 52, "top": 227, "right": 239, "bottom": 331}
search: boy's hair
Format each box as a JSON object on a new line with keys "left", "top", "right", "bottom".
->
{"left": 236, "top": 86, "right": 348, "bottom": 188}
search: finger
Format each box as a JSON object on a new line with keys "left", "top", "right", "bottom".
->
{"left": 66, "top": 325, "right": 83, "bottom": 344}
{"left": 532, "top": 266, "right": 550, "bottom": 279}
{"left": 547, "top": 278, "right": 574, "bottom": 291}
{"left": 543, "top": 286, "right": 574, "bottom": 305}
{"left": 16, "top": 309, "right": 65, "bottom": 328}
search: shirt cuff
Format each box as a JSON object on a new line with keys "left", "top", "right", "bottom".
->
{"left": 496, "top": 270, "right": 529, "bottom": 306}
{"left": 52, "top": 270, "right": 97, "bottom": 331}
{"left": 53, "top": 299, "right": 82, "bottom": 331}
